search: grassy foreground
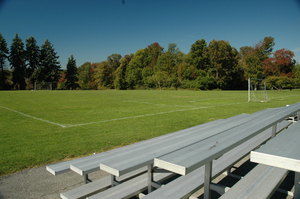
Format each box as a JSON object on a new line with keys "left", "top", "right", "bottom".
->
{"left": 0, "top": 89, "right": 299, "bottom": 175}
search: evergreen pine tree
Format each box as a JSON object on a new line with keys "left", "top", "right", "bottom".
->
{"left": 25, "top": 36, "right": 40, "bottom": 88}
{"left": 39, "top": 40, "right": 61, "bottom": 89}
{"left": 65, "top": 55, "right": 78, "bottom": 89}
{"left": 9, "top": 34, "right": 26, "bottom": 90}
{"left": 0, "top": 33, "right": 9, "bottom": 89}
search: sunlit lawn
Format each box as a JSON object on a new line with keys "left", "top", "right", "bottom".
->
{"left": 0, "top": 89, "right": 299, "bottom": 175}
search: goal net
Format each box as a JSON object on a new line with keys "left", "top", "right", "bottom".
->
{"left": 34, "top": 82, "right": 53, "bottom": 90}
{"left": 248, "top": 78, "right": 269, "bottom": 102}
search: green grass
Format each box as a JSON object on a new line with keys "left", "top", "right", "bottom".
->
{"left": 0, "top": 89, "right": 299, "bottom": 175}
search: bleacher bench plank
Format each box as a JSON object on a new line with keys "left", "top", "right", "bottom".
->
{"left": 142, "top": 120, "right": 291, "bottom": 199}
{"left": 87, "top": 171, "right": 174, "bottom": 199}
{"left": 48, "top": 108, "right": 281, "bottom": 176}
{"left": 72, "top": 113, "right": 252, "bottom": 176}
{"left": 251, "top": 121, "right": 300, "bottom": 172}
{"left": 60, "top": 166, "right": 148, "bottom": 199}
{"left": 48, "top": 116, "right": 228, "bottom": 175}
{"left": 219, "top": 164, "right": 288, "bottom": 199}
{"left": 99, "top": 109, "right": 278, "bottom": 177}
{"left": 60, "top": 176, "right": 111, "bottom": 199}
{"left": 154, "top": 105, "right": 299, "bottom": 175}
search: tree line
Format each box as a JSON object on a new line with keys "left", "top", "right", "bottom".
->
{"left": 0, "top": 33, "right": 299, "bottom": 90}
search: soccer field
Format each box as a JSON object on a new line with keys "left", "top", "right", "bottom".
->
{"left": 0, "top": 90, "right": 300, "bottom": 175}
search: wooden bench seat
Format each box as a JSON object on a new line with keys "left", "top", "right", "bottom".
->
{"left": 142, "top": 120, "right": 291, "bottom": 199}
{"left": 219, "top": 164, "right": 288, "bottom": 199}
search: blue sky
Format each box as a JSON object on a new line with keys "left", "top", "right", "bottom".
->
{"left": 1, "top": 0, "right": 300, "bottom": 68}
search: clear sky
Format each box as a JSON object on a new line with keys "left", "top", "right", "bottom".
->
{"left": 1, "top": 0, "right": 300, "bottom": 68}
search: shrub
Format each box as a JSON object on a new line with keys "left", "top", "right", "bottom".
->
{"left": 265, "top": 76, "right": 296, "bottom": 89}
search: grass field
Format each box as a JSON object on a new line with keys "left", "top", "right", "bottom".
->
{"left": 0, "top": 89, "right": 300, "bottom": 176}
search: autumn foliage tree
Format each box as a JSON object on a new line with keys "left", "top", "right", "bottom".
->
{"left": 0, "top": 33, "right": 298, "bottom": 90}
{"left": 263, "top": 49, "right": 295, "bottom": 77}
{"left": 239, "top": 37, "right": 275, "bottom": 82}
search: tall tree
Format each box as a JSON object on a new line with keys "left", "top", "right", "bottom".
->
{"left": 39, "top": 40, "right": 61, "bottom": 88}
{"left": 207, "top": 40, "right": 240, "bottom": 89}
{"left": 273, "top": 49, "right": 295, "bottom": 75}
{"left": 153, "top": 44, "right": 183, "bottom": 88}
{"left": 146, "top": 42, "right": 163, "bottom": 68}
{"left": 114, "top": 54, "right": 132, "bottom": 90}
{"left": 92, "top": 61, "right": 114, "bottom": 89}
{"left": 263, "top": 49, "right": 295, "bottom": 77}
{"left": 256, "top": 36, "right": 275, "bottom": 60}
{"left": 77, "top": 62, "right": 93, "bottom": 89}
{"left": 107, "top": 54, "right": 122, "bottom": 70}
{"left": 25, "top": 36, "right": 40, "bottom": 88}
{"left": 126, "top": 49, "right": 149, "bottom": 88}
{"left": 0, "top": 33, "right": 9, "bottom": 89}
{"left": 189, "top": 39, "right": 209, "bottom": 70}
{"left": 126, "top": 43, "right": 163, "bottom": 89}
{"left": 9, "top": 34, "right": 26, "bottom": 89}
{"left": 240, "top": 37, "right": 275, "bottom": 82}
{"left": 65, "top": 55, "right": 78, "bottom": 89}
{"left": 141, "top": 42, "right": 164, "bottom": 87}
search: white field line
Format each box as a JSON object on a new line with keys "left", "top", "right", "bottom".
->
{"left": 270, "top": 94, "right": 300, "bottom": 100}
{"left": 188, "top": 96, "right": 246, "bottom": 103}
{"left": 65, "top": 101, "right": 248, "bottom": 128}
{"left": 65, "top": 106, "right": 208, "bottom": 128}
{"left": 0, "top": 105, "right": 67, "bottom": 128}
{"left": 123, "top": 100, "right": 197, "bottom": 108}
{"left": 0, "top": 101, "right": 248, "bottom": 128}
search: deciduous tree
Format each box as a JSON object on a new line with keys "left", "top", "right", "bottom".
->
{"left": 189, "top": 39, "right": 209, "bottom": 70}
{"left": 207, "top": 40, "right": 240, "bottom": 89}
{"left": 77, "top": 62, "right": 93, "bottom": 89}
{"left": 114, "top": 54, "right": 132, "bottom": 89}
{"left": 93, "top": 61, "right": 114, "bottom": 89}
{"left": 107, "top": 54, "right": 122, "bottom": 70}
{"left": 239, "top": 37, "right": 275, "bottom": 85}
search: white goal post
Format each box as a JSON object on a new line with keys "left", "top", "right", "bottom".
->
{"left": 34, "top": 82, "right": 53, "bottom": 90}
{"left": 248, "top": 78, "right": 269, "bottom": 102}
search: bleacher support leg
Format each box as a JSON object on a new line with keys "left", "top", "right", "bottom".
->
{"left": 204, "top": 161, "right": 212, "bottom": 199}
{"left": 84, "top": 174, "right": 91, "bottom": 184}
{"left": 147, "top": 164, "right": 153, "bottom": 193}
{"left": 295, "top": 172, "right": 300, "bottom": 198}
{"left": 272, "top": 123, "right": 277, "bottom": 137}
{"left": 224, "top": 168, "right": 231, "bottom": 175}
{"left": 110, "top": 175, "right": 116, "bottom": 187}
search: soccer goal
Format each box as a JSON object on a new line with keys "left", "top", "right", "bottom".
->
{"left": 247, "top": 78, "right": 269, "bottom": 102}
{"left": 34, "top": 82, "right": 53, "bottom": 90}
